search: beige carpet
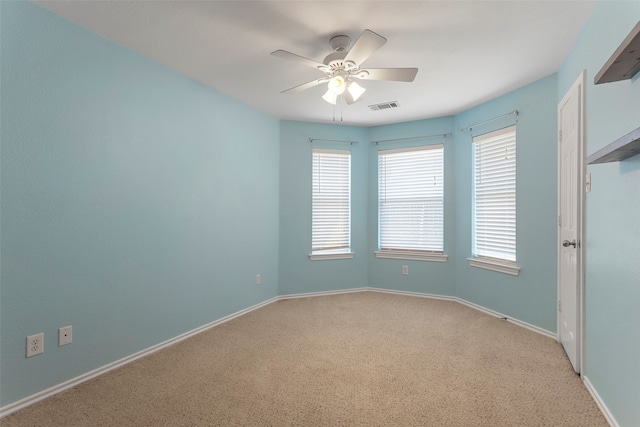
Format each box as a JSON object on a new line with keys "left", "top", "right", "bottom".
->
{"left": 3, "top": 291, "right": 607, "bottom": 426}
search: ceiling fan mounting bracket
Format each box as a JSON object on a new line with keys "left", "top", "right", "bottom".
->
{"left": 329, "top": 35, "right": 352, "bottom": 52}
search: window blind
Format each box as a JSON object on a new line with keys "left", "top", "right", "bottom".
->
{"left": 378, "top": 144, "right": 444, "bottom": 253}
{"left": 472, "top": 126, "right": 516, "bottom": 262}
{"left": 312, "top": 149, "right": 351, "bottom": 253}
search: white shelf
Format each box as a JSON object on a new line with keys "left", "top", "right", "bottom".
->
{"left": 587, "top": 127, "right": 640, "bottom": 164}
{"left": 594, "top": 21, "right": 640, "bottom": 84}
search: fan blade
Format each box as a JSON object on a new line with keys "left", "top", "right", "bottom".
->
{"left": 271, "top": 50, "right": 328, "bottom": 71}
{"left": 281, "top": 77, "right": 330, "bottom": 94}
{"left": 344, "top": 29, "right": 387, "bottom": 66}
{"left": 357, "top": 68, "right": 418, "bottom": 82}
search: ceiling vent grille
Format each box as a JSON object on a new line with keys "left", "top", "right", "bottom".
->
{"left": 369, "top": 101, "right": 400, "bottom": 111}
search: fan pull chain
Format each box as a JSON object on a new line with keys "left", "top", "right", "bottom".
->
{"left": 330, "top": 97, "right": 344, "bottom": 122}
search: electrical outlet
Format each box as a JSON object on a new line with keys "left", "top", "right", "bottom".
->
{"left": 256, "top": 274, "right": 261, "bottom": 285}
{"left": 26, "top": 333, "right": 44, "bottom": 358}
{"left": 59, "top": 325, "right": 72, "bottom": 346}
{"left": 402, "top": 265, "right": 409, "bottom": 275}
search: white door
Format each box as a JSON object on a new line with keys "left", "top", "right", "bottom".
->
{"left": 557, "top": 72, "right": 584, "bottom": 373}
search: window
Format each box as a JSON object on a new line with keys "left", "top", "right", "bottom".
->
{"left": 376, "top": 144, "right": 446, "bottom": 262}
{"left": 469, "top": 126, "right": 520, "bottom": 275}
{"left": 310, "top": 149, "right": 352, "bottom": 260}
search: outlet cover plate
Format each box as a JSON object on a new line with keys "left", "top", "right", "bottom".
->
{"left": 59, "top": 325, "right": 73, "bottom": 346}
{"left": 26, "top": 333, "right": 44, "bottom": 358}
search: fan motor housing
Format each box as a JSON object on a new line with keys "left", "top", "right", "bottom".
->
{"left": 323, "top": 52, "right": 358, "bottom": 73}
{"left": 323, "top": 51, "right": 347, "bottom": 68}
{"left": 324, "top": 35, "right": 358, "bottom": 72}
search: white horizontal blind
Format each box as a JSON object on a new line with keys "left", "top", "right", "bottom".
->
{"left": 378, "top": 145, "right": 444, "bottom": 252}
{"left": 312, "top": 149, "right": 351, "bottom": 253}
{"left": 472, "top": 126, "right": 516, "bottom": 262}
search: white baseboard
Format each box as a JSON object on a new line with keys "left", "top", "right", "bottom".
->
{"left": 277, "top": 287, "right": 369, "bottom": 300}
{"left": 455, "top": 297, "right": 557, "bottom": 340}
{"left": 366, "top": 287, "right": 556, "bottom": 340}
{"left": 0, "top": 296, "right": 278, "bottom": 418}
{"left": 2, "top": 287, "right": 608, "bottom": 423}
{"left": 365, "top": 288, "right": 622, "bottom": 425}
{"left": 583, "top": 376, "right": 618, "bottom": 427}
{"left": 367, "top": 287, "right": 456, "bottom": 302}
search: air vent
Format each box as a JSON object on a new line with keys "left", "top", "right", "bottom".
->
{"left": 369, "top": 101, "right": 400, "bottom": 111}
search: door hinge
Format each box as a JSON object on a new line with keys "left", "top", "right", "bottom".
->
{"left": 558, "top": 215, "right": 562, "bottom": 227}
{"left": 558, "top": 300, "right": 561, "bottom": 312}
{"left": 559, "top": 130, "right": 563, "bottom": 142}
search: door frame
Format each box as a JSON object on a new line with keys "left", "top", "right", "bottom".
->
{"left": 557, "top": 71, "right": 586, "bottom": 374}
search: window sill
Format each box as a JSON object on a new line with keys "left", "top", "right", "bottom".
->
{"left": 375, "top": 250, "right": 448, "bottom": 262}
{"left": 309, "top": 251, "right": 354, "bottom": 261}
{"left": 467, "top": 257, "right": 520, "bottom": 276}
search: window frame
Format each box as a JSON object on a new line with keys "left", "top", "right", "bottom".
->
{"left": 467, "top": 125, "right": 520, "bottom": 275}
{"left": 375, "top": 144, "right": 447, "bottom": 262}
{"left": 309, "top": 148, "right": 353, "bottom": 261}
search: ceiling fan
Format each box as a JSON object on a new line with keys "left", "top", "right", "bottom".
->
{"left": 271, "top": 29, "right": 418, "bottom": 105}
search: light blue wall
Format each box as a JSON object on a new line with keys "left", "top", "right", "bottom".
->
{"left": 279, "top": 76, "right": 560, "bottom": 325}
{"left": 1, "top": 2, "right": 280, "bottom": 406}
{"left": 4, "top": 0, "right": 637, "bottom": 423}
{"left": 278, "top": 121, "right": 369, "bottom": 295}
{"left": 453, "top": 75, "right": 559, "bottom": 333}
{"left": 367, "top": 117, "right": 457, "bottom": 296}
{"left": 558, "top": 2, "right": 640, "bottom": 425}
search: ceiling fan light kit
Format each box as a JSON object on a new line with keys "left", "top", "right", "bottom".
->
{"left": 272, "top": 29, "right": 418, "bottom": 108}
{"left": 322, "top": 76, "right": 367, "bottom": 105}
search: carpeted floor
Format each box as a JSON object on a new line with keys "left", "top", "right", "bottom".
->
{"left": 3, "top": 291, "right": 607, "bottom": 426}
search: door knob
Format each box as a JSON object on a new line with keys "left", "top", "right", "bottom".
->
{"left": 562, "top": 239, "right": 577, "bottom": 248}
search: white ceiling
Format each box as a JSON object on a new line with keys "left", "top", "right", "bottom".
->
{"left": 34, "top": 1, "right": 595, "bottom": 127}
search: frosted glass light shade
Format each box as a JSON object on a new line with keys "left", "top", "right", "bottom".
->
{"left": 327, "top": 76, "right": 346, "bottom": 95}
{"left": 347, "top": 81, "right": 366, "bottom": 102}
{"left": 322, "top": 90, "right": 338, "bottom": 105}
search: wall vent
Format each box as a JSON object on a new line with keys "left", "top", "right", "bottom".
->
{"left": 369, "top": 101, "right": 400, "bottom": 111}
